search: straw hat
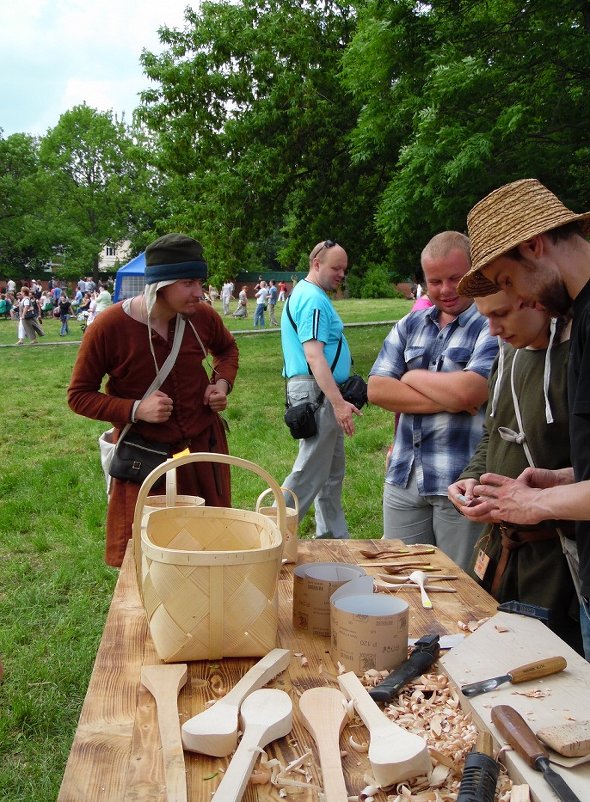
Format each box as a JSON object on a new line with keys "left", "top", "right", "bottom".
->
{"left": 458, "top": 179, "right": 590, "bottom": 297}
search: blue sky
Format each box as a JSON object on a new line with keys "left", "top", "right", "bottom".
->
{"left": 1, "top": 0, "right": 193, "bottom": 137}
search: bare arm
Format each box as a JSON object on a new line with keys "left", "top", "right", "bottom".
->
{"left": 303, "top": 339, "right": 361, "bottom": 436}
{"left": 367, "top": 374, "right": 447, "bottom": 414}
{"left": 401, "top": 369, "right": 489, "bottom": 413}
{"left": 458, "top": 469, "right": 586, "bottom": 525}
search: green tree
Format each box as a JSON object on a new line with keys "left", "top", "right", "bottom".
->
{"left": 0, "top": 132, "right": 54, "bottom": 280}
{"left": 343, "top": 0, "right": 590, "bottom": 275}
{"left": 39, "top": 105, "right": 153, "bottom": 281}
{"left": 138, "top": 0, "right": 384, "bottom": 281}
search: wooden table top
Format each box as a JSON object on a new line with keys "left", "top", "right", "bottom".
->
{"left": 57, "top": 539, "right": 498, "bottom": 802}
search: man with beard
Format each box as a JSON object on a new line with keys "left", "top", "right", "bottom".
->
{"left": 368, "top": 231, "right": 498, "bottom": 570}
{"left": 456, "top": 178, "right": 590, "bottom": 657}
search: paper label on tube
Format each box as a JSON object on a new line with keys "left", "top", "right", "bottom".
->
{"left": 330, "top": 577, "right": 409, "bottom": 675}
{"left": 292, "top": 562, "right": 366, "bottom": 637}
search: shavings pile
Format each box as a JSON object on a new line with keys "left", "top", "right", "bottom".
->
{"left": 357, "top": 669, "right": 514, "bottom": 801}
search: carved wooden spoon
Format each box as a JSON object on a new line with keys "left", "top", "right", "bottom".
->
{"left": 359, "top": 547, "right": 435, "bottom": 559}
{"left": 141, "top": 663, "right": 188, "bottom": 802}
{"left": 182, "top": 648, "right": 290, "bottom": 756}
{"left": 409, "top": 570, "right": 433, "bottom": 608}
{"left": 299, "top": 687, "right": 349, "bottom": 802}
{"left": 211, "top": 689, "right": 292, "bottom": 802}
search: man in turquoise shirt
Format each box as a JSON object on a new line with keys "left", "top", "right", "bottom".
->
{"left": 281, "top": 240, "right": 362, "bottom": 538}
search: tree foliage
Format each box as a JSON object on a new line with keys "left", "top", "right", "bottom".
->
{"left": 138, "top": 0, "right": 384, "bottom": 278}
{"left": 342, "top": 0, "right": 590, "bottom": 275}
{"left": 0, "top": 133, "right": 54, "bottom": 278}
{"left": 39, "top": 105, "right": 155, "bottom": 280}
{"left": 3, "top": 1, "right": 590, "bottom": 291}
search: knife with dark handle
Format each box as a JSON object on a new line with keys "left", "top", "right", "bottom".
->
{"left": 368, "top": 634, "right": 440, "bottom": 703}
{"left": 461, "top": 655, "right": 566, "bottom": 697}
{"left": 491, "top": 705, "right": 582, "bottom": 802}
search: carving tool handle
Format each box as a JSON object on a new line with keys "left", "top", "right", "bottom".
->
{"left": 456, "top": 729, "right": 499, "bottom": 802}
{"left": 491, "top": 705, "right": 547, "bottom": 768}
{"left": 509, "top": 655, "right": 566, "bottom": 684}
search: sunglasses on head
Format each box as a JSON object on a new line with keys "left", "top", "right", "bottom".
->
{"left": 312, "top": 240, "right": 337, "bottom": 259}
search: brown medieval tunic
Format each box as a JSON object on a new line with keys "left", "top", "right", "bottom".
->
{"left": 68, "top": 301, "right": 239, "bottom": 567}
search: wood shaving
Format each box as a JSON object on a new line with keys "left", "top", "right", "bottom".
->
{"left": 353, "top": 670, "right": 515, "bottom": 800}
{"left": 495, "top": 624, "right": 510, "bottom": 633}
{"left": 349, "top": 735, "right": 369, "bottom": 752}
{"left": 457, "top": 617, "right": 489, "bottom": 632}
{"left": 509, "top": 785, "right": 531, "bottom": 801}
{"left": 512, "top": 688, "right": 551, "bottom": 698}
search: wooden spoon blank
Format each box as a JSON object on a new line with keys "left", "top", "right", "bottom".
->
{"left": 299, "top": 687, "right": 349, "bottom": 802}
{"left": 141, "top": 663, "right": 188, "bottom": 802}
{"left": 338, "top": 671, "right": 431, "bottom": 787}
{"left": 409, "top": 570, "right": 433, "bottom": 608}
{"left": 359, "top": 547, "right": 436, "bottom": 559}
{"left": 182, "top": 648, "right": 291, "bottom": 756}
{"left": 211, "top": 688, "right": 292, "bottom": 802}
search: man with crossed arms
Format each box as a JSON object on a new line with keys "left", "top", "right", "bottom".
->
{"left": 368, "top": 231, "right": 498, "bottom": 570}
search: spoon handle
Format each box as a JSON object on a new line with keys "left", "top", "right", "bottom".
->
{"left": 210, "top": 726, "right": 262, "bottom": 802}
{"left": 314, "top": 731, "right": 349, "bottom": 801}
{"left": 419, "top": 583, "right": 433, "bottom": 608}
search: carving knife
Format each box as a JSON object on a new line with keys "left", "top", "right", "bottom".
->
{"left": 491, "top": 705, "right": 582, "bottom": 802}
{"left": 460, "top": 655, "right": 566, "bottom": 697}
{"left": 368, "top": 634, "right": 440, "bottom": 703}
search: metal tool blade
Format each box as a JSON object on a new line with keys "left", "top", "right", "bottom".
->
{"left": 461, "top": 674, "right": 510, "bottom": 697}
{"left": 537, "top": 757, "right": 582, "bottom": 802}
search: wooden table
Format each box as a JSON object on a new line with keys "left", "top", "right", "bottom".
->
{"left": 58, "top": 539, "right": 498, "bottom": 802}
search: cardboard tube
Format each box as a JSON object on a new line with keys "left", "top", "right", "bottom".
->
{"left": 330, "top": 578, "right": 409, "bottom": 674}
{"left": 293, "top": 562, "right": 366, "bottom": 637}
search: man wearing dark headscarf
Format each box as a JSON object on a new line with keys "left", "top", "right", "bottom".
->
{"left": 68, "top": 233, "right": 239, "bottom": 566}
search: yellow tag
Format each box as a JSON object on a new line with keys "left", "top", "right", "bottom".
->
{"left": 473, "top": 549, "right": 490, "bottom": 581}
{"left": 172, "top": 447, "right": 191, "bottom": 458}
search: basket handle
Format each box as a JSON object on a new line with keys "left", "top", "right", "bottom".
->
{"left": 132, "top": 452, "right": 288, "bottom": 593}
{"left": 256, "top": 486, "right": 299, "bottom": 517}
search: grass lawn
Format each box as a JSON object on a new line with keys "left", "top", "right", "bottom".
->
{"left": 0, "top": 297, "right": 409, "bottom": 799}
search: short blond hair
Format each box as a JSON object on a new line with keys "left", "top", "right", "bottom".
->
{"left": 421, "top": 231, "right": 470, "bottom": 265}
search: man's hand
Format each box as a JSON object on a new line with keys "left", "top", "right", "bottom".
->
{"left": 448, "top": 477, "right": 479, "bottom": 509}
{"left": 136, "top": 389, "right": 174, "bottom": 422}
{"left": 332, "top": 397, "right": 362, "bottom": 436}
{"left": 204, "top": 380, "right": 229, "bottom": 412}
{"left": 517, "top": 466, "right": 574, "bottom": 489}
{"left": 472, "top": 473, "right": 547, "bottom": 525}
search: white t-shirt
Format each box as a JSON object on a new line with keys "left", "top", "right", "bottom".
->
{"left": 256, "top": 287, "right": 269, "bottom": 305}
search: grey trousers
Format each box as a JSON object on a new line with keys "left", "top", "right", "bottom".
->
{"left": 282, "top": 376, "right": 349, "bottom": 539}
{"left": 382, "top": 467, "right": 483, "bottom": 571}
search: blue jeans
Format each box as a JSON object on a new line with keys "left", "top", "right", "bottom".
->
{"left": 60, "top": 315, "right": 69, "bottom": 335}
{"left": 254, "top": 304, "right": 265, "bottom": 327}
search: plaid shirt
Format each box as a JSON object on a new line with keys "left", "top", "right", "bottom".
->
{"left": 370, "top": 303, "right": 498, "bottom": 495}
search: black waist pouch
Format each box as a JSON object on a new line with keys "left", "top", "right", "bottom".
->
{"left": 339, "top": 374, "right": 368, "bottom": 409}
{"left": 109, "top": 431, "right": 170, "bottom": 484}
{"left": 284, "top": 402, "right": 319, "bottom": 439}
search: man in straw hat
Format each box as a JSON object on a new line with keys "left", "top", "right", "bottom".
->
{"left": 457, "top": 178, "right": 590, "bottom": 657}
{"left": 68, "top": 233, "right": 239, "bottom": 567}
{"left": 368, "top": 231, "right": 498, "bottom": 571}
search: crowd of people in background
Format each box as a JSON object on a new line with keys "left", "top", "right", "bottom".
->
{"left": 0, "top": 276, "right": 113, "bottom": 343}
{"left": 207, "top": 277, "right": 291, "bottom": 326}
